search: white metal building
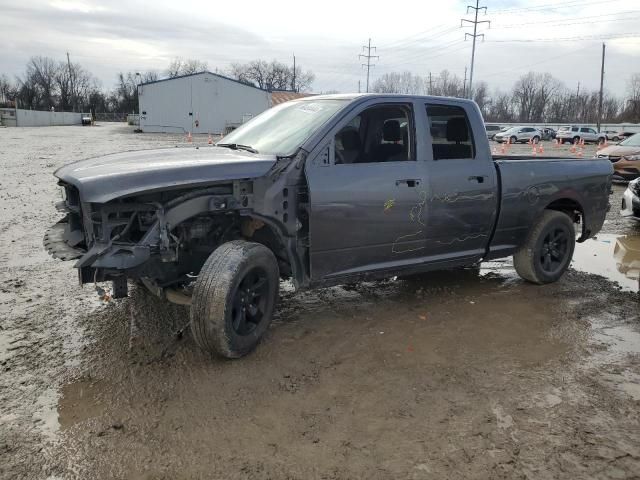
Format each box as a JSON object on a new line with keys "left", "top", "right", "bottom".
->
{"left": 137, "top": 72, "right": 271, "bottom": 134}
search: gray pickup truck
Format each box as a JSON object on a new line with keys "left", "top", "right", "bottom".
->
{"left": 45, "top": 94, "right": 613, "bottom": 358}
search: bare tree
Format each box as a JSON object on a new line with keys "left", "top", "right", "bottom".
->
{"left": 372, "top": 71, "right": 426, "bottom": 94}
{"left": 166, "top": 58, "right": 208, "bottom": 78}
{"left": 228, "top": 60, "right": 314, "bottom": 92}
{"left": 621, "top": 73, "right": 640, "bottom": 122}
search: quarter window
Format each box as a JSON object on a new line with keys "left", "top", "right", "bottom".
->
{"left": 426, "top": 104, "right": 475, "bottom": 160}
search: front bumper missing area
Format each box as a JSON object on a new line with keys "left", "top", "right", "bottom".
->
{"left": 43, "top": 220, "right": 86, "bottom": 261}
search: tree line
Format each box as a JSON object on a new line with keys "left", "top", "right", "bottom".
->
{"left": 372, "top": 70, "right": 640, "bottom": 123}
{"left": 2, "top": 55, "right": 639, "bottom": 123}
{"left": 0, "top": 56, "right": 315, "bottom": 115}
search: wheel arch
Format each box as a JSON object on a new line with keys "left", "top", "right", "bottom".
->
{"left": 543, "top": 196, "right": 587, "bottom": 241}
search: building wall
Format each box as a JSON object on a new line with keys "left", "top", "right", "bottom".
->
{"left": 5, "top": 109, "right": 84, "bottom": 127}
{"left": 138, "top": 73, "right": 270, "bottom": 134}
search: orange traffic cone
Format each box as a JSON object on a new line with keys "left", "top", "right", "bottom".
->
{"left": 554, "top": 138, "right": 560, "bottom": 148}
{"left": 208, "top": 134, "right": 213, "bottom": 145}
{"left": 187, "top": 132, "right": 192, "bottom": 143}
{"left": 577, "top": 149, "right": 583, "bottom": 158}
{"left": 570, "top": 140, "right": 577, "bottom": 153}
{"left": 538, "top": 144, "right": 544, "bottom": 154}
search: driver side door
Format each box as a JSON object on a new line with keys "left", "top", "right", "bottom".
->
{"left": 305, "top": 100, "right": 431, "bottom": 281}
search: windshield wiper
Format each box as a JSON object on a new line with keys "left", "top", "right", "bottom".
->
{"left": 216, "top": 143, "right": 259, "bottom": 154}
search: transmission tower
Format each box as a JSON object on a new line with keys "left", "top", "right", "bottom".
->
{"left": 461, "top": 0, "right": 490, "bottom": 98}
{"left": 359, "top": 38, "right": 378, "bottom": 93}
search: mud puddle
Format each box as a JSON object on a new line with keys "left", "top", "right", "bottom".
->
{"left": 572, "top": 233, "right": 640, "bottom": 292}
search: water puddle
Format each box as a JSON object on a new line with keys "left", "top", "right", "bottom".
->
{"left": 572, "top": 234, "right": 640, "bottom": 292}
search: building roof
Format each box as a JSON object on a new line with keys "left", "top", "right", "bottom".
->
{"left": 270, "top": 91, "right": 314, "bottom": 106}
{"left": 139, "top": 71, "right": 269, "bottom": 92}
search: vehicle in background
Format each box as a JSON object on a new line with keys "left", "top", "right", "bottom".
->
{"left": 494, "top": 126, "right": 542, "bottom": 144}
{"left": 541, "top": 127, "right": 556, "bottom": 141}
{"left": 611, "top": 131, "right": 637, "bottom": 142}
{"left": 603, "top": 130, "right": 620, "bottom": 141}
{"left": 485, "top": 124, "right": 502, "bottom": 140}
{"left": 621, "top": 178, "right": 640, "bottom": 220}
{"left": 596, "top": 133, "right": 640, "bottom": 181}
{"left": 81, "top": 115, "right": 92, "bottom": 126}
{"left": 45, "top": 94, "right": 613, "bottom": 358}
{"left": 556, "top": 125, "right": 606, "bottom": 144}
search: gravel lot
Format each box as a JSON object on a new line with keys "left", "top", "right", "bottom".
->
{"left": 1, "top": 124, "right": 639, "bottom": 479}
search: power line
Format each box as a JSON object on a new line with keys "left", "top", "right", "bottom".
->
{"left": 461, "top": 0, "right": 490, "bottom": 98}
{"left": 359, "top": 38, "right": 378, "bottom": 93}
{"left": 488, "top": 32, "right": 640, "bottom": 43}
{"left": 491, "top": 0, "right": 624, "bottom": 15}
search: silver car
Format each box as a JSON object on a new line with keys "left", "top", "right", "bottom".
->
{"left": 556, "top": 126, "right": 606, "bottom": 144}
{"left": 494, "top": 126, "right": 542, "bottom": 144}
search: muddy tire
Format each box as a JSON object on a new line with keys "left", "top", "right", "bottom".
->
{"left": 513, "top": 210, "right": 575, "bottom": 285}
{"left": 190, "top": 240, "right": 279, "bottom": 359}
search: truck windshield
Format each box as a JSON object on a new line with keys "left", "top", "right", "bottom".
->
{"left": 620, "top": 134, "right": 640, "bottom": 146}
{"left": 218, "top": 99, "right": 348, "bottom": 156}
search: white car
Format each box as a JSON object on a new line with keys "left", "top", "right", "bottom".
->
{"left": 621, "top": 178, "right": 640, "bottom": 220}
{"left": 556, "top": 126, "right": 606, "bottom": 144}
{"left": 494, "top": 126, "right": 542, "bottom": 144}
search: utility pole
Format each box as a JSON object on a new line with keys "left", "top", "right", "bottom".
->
{"left": 597, "top": 43, "right": 606, "bottom": 133}
{"left": 461, "top": 0, "right": 490, "bottom": 99}
{"left": 428, "top": 72, "right": 433, "bottom": 94}
{"left": 359, "top": 38, "right": 378, "bottom": 93}
{"left": 463, "top": 67, "right": 468, "bottom": 97}
{"left": 358, "top": 80, "right": 361, "bottom": 93}
{"left": 292, "top": 54, "right": 296, "bottom": 92}
{"left": 66, "top": 52, "right": 75, "bottom": 112}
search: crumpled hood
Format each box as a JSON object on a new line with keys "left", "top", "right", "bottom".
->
{"left": 55, "top": 147, "right": 276, "bottom": 203}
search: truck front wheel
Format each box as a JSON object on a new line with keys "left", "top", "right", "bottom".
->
{"left": 190, "top": 241, "right": 279, "bottom": 358}
{"left": 513, "top": 210, "right": 575, "bottom": 284}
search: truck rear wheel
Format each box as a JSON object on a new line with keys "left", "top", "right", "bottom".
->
{"left": 190, "top": 240, "right": 279, "bottom": 358}
{"left": 513, "top": 210, "right": 575, "bottom": 284}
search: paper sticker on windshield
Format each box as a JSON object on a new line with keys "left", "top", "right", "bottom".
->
{"left": 297, "top": 103, "right": 324, "bottom": 113}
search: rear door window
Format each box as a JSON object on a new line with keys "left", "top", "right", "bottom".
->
{"left": 426, "top": 104, "right": 475, "bottom": 160}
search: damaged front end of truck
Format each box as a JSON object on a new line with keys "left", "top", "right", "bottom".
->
{"left": 44, "top": 146, "right": 310, "bottom": 303}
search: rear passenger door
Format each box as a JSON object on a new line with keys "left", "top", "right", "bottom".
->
{"left": 424, "top": 102, "right": 498, "bottom": 261}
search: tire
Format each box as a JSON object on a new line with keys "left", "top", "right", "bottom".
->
{"left": 573, "top": 136, "right": 580, "bottom": 144}
{"left": 513, "top": 210, "right": 575, "bottom": 284}
{"left": 532, "top": 136, "right": 540, "bottom": 144}
{"left": 190, "top": 240, "right": 279, "bottom": 358}
{"left": 613, "top": 136, "right": 620, "bottom": 142}
{"left": 510, "top": 135, "right": 517, "bottom": 144}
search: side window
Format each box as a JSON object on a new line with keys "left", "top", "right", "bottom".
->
{"left": 426, "top": 104, "right": 475, "bottom": 160}
{"left": 580, "top": 127, "right": 589, "bottom": 133}
{"left": 334, "top": 104, "right": 414, "bottom": 164}
{"left": 572, "top": 127, "right": 579, "bottom": 132}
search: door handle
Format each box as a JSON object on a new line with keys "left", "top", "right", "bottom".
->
{"left": 468, "top": 175, "right": 488, "bottom": 183}
{"left": 396, "top": 179, "right": 421, "bottom": 187}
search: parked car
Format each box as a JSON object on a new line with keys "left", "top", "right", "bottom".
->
{"left": 494, "top": 126, "right": 542, "bottom": 144}
{"left": 596, "top": 133, "right": 640, "bottom": 181}
{"left": 81, "top": 115, "right": 92, "bottom": 126}
{"left": 556, "top": 125, "right": 606, "bottom": 144}
{"left": 621, "top": 178, "right": 640, "bottom": 220}
{"left": 45, "top": 94, "right": 613, "bottom": 358}
{"left": 610, "top": 131, "right": 637, "bottom": 142}
{"left": 485, "top": 124, "right": 502, "bottom": 140}
{"left": 541, "top": 127, "right": 556, "bottom": 141}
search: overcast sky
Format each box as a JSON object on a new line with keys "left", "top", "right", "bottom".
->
{"left": 1, "top": 0, "right": 639, "bottom": 96}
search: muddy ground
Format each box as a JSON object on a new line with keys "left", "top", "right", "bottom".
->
{"left": 1, "top": 124, "right": 639, "bottom": 480}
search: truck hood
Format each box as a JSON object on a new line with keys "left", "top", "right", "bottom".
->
{"left": 55, "top": 147, "right": 277, "bottom": 203}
